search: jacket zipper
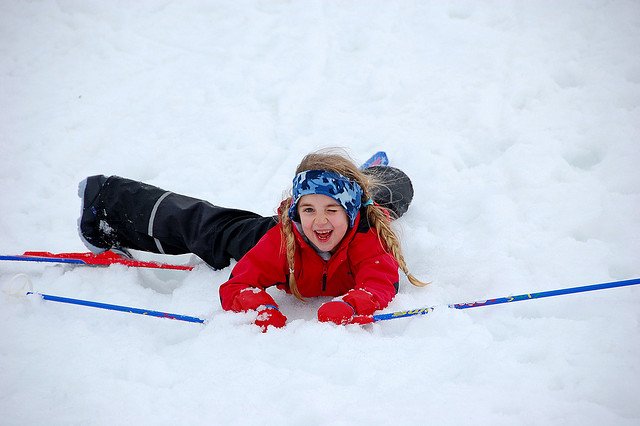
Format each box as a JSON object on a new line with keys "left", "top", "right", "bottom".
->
{"left": 322, "top": 263, "right": 328, "bottom": 292}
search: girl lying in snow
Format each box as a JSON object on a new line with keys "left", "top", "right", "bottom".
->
{"left": 78, "top": 150, "right": 426, "bottom": 330}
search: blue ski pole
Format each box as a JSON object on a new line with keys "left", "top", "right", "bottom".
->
{"left": 372, "top": 277, "right": 640, "bottom": 322}
{"left": 27, "top": 292, "right": 206, "bottom": 324}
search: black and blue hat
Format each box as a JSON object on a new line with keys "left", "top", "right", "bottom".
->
{"left": 288, "top": 170, "right": 364, "bottom": 227}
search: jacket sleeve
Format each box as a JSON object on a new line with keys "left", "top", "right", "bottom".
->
{"left": 219, "top": 225, "right": 289, "bottom": 311}
{"left": 345, "top": 231, "right": 399, "bottom": 314}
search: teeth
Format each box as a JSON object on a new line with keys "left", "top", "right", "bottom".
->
{"left": 315, "top": 230, "right": 331, "bottom": 241}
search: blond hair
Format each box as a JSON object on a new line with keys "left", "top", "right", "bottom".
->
{"left": 279, "top": 149, "right": 427, "bottom": 300}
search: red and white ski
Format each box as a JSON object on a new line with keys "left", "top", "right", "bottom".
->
{"left": 0, "top": 251, "right": 195, "bottom": 271}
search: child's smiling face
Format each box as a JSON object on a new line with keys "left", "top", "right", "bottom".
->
{"left": 297, "top": 194, "right": 349, "bottom": 253}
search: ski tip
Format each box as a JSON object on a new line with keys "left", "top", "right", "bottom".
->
{"left": 360, "top": 151, "right": 389, "bottom": 169}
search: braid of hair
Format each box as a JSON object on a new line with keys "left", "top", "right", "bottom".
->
{"left": 279, "top": 198, "right": 305, "bottom": 301}
{"left": 366, "top": 204, "right": 429, "bottom": 287}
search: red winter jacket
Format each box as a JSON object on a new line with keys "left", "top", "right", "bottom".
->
{"left": 219, "top": 213, "right": 399, "bottom": 314}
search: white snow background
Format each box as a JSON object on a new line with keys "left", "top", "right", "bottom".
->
{"left": 1, "top": 1, "right": 639, "bottom": 425}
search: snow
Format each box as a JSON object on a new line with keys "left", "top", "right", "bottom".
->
{"left": 1, "top": 1, "right": 639, "bottom": 424}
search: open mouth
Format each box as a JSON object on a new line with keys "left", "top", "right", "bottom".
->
{"left": 314, "top": 229, "right": 333, "bottom": 242}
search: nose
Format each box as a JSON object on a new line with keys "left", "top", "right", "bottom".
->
{"left": 315, "top": 212, "right": 329, "bottom": 224}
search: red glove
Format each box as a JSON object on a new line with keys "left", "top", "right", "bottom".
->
{"left": 317, "top": 301, "right": 375, "bottom": 325}
{"left": 255, "top": 306, "right": 287, "bottom": 332}
{"left": 230, "top": 288, "right": 278, "bottom": 312}
{"left": 342, "top": 289, "right": 380, "bottom": 316}
{"left": 318, "top": 288, "right": 382, "bottom": 325}
{"left": 318, "top": 301, "right": 354, "bottom": 324}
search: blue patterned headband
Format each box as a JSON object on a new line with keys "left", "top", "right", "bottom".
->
{"left": 288, "top": 169, "right": 363, "bottom": 227}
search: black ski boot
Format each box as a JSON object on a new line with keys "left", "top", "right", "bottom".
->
{"left": 363, "top": 166, "right": 414, "bottom": 219}
{"left": 77, "top": 174, "right": 115, "bottom": 253}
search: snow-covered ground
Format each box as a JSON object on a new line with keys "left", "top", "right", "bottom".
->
{"left": 1, "top": 1, "right": 639, "bottom": 424}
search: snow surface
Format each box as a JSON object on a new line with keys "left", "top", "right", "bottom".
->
{"left": 1, "top": 1, "right": 639, "bottom": 425}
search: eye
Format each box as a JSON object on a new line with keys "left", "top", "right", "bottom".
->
{"left": 301, "top": 207, "right": 314, "bottom": 213}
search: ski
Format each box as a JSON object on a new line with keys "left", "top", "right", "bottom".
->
{"left": 360, "top": 151, "right": 389, "bottom": 169}
{"left": 0, "top": 251, "right": 195, "bottom": 271}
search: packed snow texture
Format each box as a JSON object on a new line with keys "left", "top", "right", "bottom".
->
{"left": 1, "top": 1, "right": 639, "bottom": 425}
